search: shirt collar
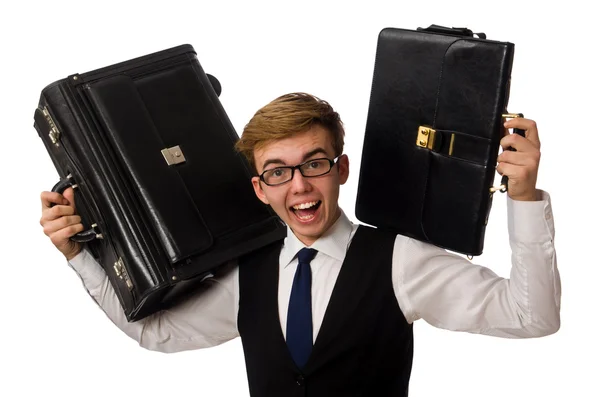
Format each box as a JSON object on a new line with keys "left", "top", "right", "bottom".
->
{"left": 281, "top": 209, "right": 354, "bottom": 268}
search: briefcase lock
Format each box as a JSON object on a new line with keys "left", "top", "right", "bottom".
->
{"left": 42, "top": 106, "right": 61, "bottom": 147}
{"left": 114, "top": 257, "right": 133, "bottom": 290}
{"left": 161, "top": 145, "right": 186, "bottom": 166}
{"left": 416, "top": 126, "right": 436, "bottom": 150}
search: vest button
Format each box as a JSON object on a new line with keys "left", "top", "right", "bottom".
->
{"left": 296, "top": 375, "right": 305, "bottom": 387}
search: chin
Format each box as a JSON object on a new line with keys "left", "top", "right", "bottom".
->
{"left": 288, "top": 210, "right": 332, "bottom": 244}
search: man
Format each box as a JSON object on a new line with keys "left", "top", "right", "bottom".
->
{"left": 39, "top": 93, "right": 560, "bottom": 396}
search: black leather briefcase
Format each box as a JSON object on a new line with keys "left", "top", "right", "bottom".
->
{"left": 356, "top": 25, "right": 521, "bottom": 256}
{"left": 34, "top": 44, "right": 286, "bottom": 321}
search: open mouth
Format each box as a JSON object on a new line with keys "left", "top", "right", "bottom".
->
{"left": 290, "top": 200, "right": 322, "bottom": 221}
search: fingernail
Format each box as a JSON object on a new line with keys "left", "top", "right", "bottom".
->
{"left": 503, "top": 121, "right": 508, "bottom": 127}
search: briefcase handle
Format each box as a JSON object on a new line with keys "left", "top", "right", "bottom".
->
{"left": 51, "top": 176, "right": 101, "bottom": 243}
{"left": 417, "top": 24, "right": 487, "bottom": 39}
{"left": 490, "top": 113, "right": 527, "bottom": 194}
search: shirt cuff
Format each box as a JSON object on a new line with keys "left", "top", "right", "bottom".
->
{"left": 507, "top": 189, "right": 555, "bottom": 243}
{"left": 68, "top": 248, "right": 107, "bottom": 289}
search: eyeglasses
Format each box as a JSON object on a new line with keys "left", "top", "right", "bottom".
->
{"left": 259, "top": 156, "right": 341, "bottom": 186}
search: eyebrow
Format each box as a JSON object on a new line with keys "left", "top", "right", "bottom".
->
{"left": 262, "top": 147, "right": 329, "bottom": 170}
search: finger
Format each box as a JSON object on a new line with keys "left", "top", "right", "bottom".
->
{"left": 503, "top": 118, "right": 540, "bottom": 148}
{"left": 41, "top": 207, "right": 77, "bottom": 228}
{"left": 496, "top": 162, "right": 517, "bottom": 179}
{"left": 497, "top": 150, "right": 540, "bottom": 167}
{"left": 42, "top": 215, "right": 82, "bottom": 236}
{"left": 41, "top": 204, "right": 76, "bottom": 223}
{"left": 40, "top": 191, "right": 68, "bottom": 210}
{"left": 500, "top": 133, "right": 537, "bottom": 153}
{"left": 49, "top": 223, "right": 85, "bottom": 246}
{"left": 496, "top": 161, "right": 534, "bottom": 180}
{"left": 62, "top": 187, "right": 77, "bottom": 210}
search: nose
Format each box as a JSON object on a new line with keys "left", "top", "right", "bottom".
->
{"left": 289, "top": 168, "right": 312, "bottom": 194}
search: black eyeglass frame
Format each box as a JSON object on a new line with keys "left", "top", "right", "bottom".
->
{"left": 258, "top": 156, "right": 342, "bottom": 186}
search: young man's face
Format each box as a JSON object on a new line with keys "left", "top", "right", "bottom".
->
{"left": 251, "top": 125, "right": 349, "bottom": 246}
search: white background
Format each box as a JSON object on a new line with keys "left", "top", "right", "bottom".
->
{"left": 1, "top": 0, "right": 597, "bottom": 396}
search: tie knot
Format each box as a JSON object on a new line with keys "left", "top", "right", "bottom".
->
{"left": 297, "top": 248, "right": 317, "bottom": 264}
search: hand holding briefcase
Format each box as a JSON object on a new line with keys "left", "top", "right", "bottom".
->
{"left": 356, "top": 25, "right": 524, "bottom": 256}
{"left": 34, "top": 45, "right": 286, "bottom": 321}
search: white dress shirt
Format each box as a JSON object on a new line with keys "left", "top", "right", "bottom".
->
{"left": 68, "top": 191, "right": 560, "bottom": 353}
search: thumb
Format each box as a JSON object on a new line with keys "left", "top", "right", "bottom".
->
{"left": 62, "top": 187, "right": 77, "bottom": 210}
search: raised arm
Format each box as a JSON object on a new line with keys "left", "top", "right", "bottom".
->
{"left": 40, "top": 188, "right": 239, "bottom": 352}
{"left": 393, "top": 191, "right": 560, "bottom": 338}
{"left": 392, "top": 117, "right": 560, "bottom": 337}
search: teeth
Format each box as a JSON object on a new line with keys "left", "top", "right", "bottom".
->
{"left": 298, "top": 214, "right": 314, "bottom": 220}
{"left": 293, "top": 201, "right": 318, "bottom": 210}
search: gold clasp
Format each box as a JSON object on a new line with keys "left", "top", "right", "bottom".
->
{"left": 416, "top": 126, "right": 436, "bottom": 150}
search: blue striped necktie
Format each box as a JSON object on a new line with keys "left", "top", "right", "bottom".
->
{"left": 286, "top": 248, "right": 317, "bottom": 368}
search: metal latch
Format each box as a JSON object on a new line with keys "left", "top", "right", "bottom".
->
{"left": 42, "top": 106, "right": 60, "bottom": 146}
{"left": 416, "top": 126, "right": 457, "bottom": 155}
{"left": 161, "top": 145, "right": 186, "bottom": 165}
{"left": 416, "top": 126, "right": 436, "bottom": 150}
{"left": 113, "top": 257, "right": 133, "bottom": 290}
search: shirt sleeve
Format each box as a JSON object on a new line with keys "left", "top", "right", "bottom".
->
{"left": 392, "top": 189, "right": 561, "bottom": 338}
{"left": 68, "top": 249, "right": 240, "bottom": 352}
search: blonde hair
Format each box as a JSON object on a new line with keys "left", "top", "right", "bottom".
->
{"left": 235, "top": 93, "right": 345, "bottom": 172}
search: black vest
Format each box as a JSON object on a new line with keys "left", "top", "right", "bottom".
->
{"left": 238, "top": 225, "right": 414, "bottom": 397}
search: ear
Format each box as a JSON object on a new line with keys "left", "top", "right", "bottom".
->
{"left": 251, "top": 176, "right": 270, "bottom": 205}
{"left": 337, "top": 154, "right": 350, "bottom": 185}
